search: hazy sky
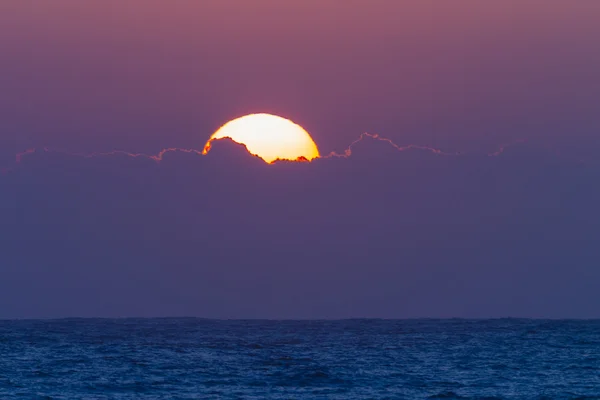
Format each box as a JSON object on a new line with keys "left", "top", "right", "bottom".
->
{"left": 2, "top": 1, "right": 600, "bottom": 163}
{"left": 2, "top": 2, "right": 600, "bottom": 318}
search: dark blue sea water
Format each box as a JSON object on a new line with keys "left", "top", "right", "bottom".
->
{"left": 0, "top": 319, "right": 598, "bottom": 399}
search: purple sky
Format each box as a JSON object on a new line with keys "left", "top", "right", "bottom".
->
{"left": 1, "top": 1, "right": 600, "bottom": 318}
{"left": 2, "top": 1, "right": 600, "bottom": 162}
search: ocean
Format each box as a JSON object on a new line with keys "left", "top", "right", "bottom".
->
{"left": 0, "top": 319, "right": 598, "bottom": 399}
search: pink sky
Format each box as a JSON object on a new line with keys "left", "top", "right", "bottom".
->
{"left": 1, "top": 1, "right": 599, "bottom": 161}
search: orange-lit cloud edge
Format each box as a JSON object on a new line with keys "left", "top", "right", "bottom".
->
{"left": 3, "top": 133, "right": 590, "bottom": 176}
{"left": 202, "top": 136, "right": 314, "bottom": 164}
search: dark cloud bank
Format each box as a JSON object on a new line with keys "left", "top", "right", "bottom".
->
{"left": 1, "top": 138, "right": 599, "bottom": 319}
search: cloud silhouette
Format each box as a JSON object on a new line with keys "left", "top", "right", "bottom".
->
{"left": 2, "top": 136, "right": 599, "bottom": 319}
{"left": 5, "top": 133, "right": 539, "bottom": 174}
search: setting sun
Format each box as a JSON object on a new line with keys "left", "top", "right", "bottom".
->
{"left": 203, "top": 114, "right": 320, "bottom": 163}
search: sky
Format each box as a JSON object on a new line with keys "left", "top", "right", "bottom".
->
{"left": 1, "top": 1, "right": 600, "bottom": 318}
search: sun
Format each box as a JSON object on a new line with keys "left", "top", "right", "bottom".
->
{"left": 202, "top": 113, "right": 320, "bottom": 163}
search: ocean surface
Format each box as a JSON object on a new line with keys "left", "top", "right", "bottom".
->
{"left": 0, "top": 319, "right": 598, "bottom": 399}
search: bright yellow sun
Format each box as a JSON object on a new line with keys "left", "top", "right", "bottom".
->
{"left": 203, "top": 113, "right": 320, "bottom": 163}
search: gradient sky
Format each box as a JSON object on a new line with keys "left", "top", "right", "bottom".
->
{"left": 2, "top": 1, "right": 600, "bottom": 163}
{"left": 2, "top": 1, "right": 600, "bottom": 318}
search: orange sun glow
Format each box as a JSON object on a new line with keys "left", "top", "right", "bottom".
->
{"left": 203, "top": 113, "right": 320, "bottom": 163}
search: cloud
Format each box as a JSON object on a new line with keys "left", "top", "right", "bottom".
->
{"left": 3, "top": 133, "right": 545, "bottom": 174}
{"left": 323, "top": 133, "right": 463, "bottom": 158}
{"left": 1, "top": 136, "right": 599, "bottom": 319}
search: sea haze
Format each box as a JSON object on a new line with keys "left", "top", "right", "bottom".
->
{"left": 2, "top": 138, "right": 600, "bottom": 319}
{"left": 0, "top": 318, "right": 598, "bottom": 399}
